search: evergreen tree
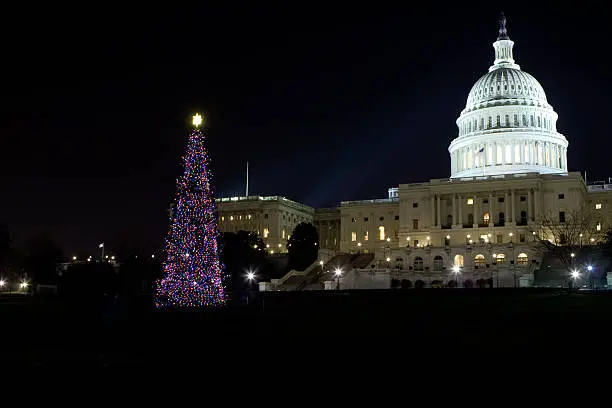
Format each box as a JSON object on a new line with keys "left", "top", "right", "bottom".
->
{"left": 155, "top": 114, "right": 225, "bottom": 308}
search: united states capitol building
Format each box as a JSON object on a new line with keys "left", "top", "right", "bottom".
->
{"left": 216, "top": 18, "right": 612, "bottom": 289}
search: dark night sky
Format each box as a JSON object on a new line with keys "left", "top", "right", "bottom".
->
{"left": 1, "top": 4, "right": 610, "bottom": 256}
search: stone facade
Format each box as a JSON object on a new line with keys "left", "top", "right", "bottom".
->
{"left": 216, "top": 196, "right": 314, "bottom": 253}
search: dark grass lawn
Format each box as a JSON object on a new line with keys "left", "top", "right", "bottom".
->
{"left": 1, "top": 288, "right": 611, "bottom": 365}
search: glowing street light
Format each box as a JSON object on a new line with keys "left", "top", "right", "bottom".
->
{"left": 452, "top": 265, "right": 461, "bottom": 287}
{"left": 19, "top": 281, "right": 29, "bottom": 290}
{"left": 72, "top": 256, "right": 77, "bottom": 261}
{"left": 587, "top": 265, "right": 593, "bottom": 272}
{"left": 0, "top": 279, "right": 5, "bottom": 288}
{"left": 111, "top": 255, "right": 115, "bottom": 260}
{"left": 571, "top": 270, "right": 580, "bottom": 280}
{"left": 334, "top": 267, "right": 342, "bottom": 290}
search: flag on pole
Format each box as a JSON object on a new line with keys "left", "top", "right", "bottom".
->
{"left": 478, "top": 146, "right": 485, "bottom": 154}
{"left": 99, "top": 243, "right": 104, "bottom": 248}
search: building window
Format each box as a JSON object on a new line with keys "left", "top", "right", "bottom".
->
{"left": 519, "top": 234, "right": 526, "bottom": 243}
{"left": 379, "top": 216, "right": 384, "bottom": 221}
{"left": 264, "top": 228, "right": 269, "bottom": 238}
{"left": 496, "top": 234, "right": 503, "bottom": 244}
{"left": 379, "top": 226, "right": 385, "bottom": 241}
{"left": 467, "top": 213, "right": 474, "bottom": 225}
{"left": 517, "top": 253, "right": 528, "bottom": 265}
{"left": 351, "top": 232, "right": 357, "bottom": 242}
{"left": 221, "top": 216, "right": 225, "bottom": 221}
{"left": 499, "top": 212, "right": 505, "bottom": 225}
{"left": 483, "top": 199, "right": 488, "bottom": 204}
{"left": 247, "top": 214, "right": 252, "bottom": 220}
{"left": 488, "top": 117, "right": 492, "bottom": 128}
{"left": 351, "top": 217, "right": 356, "bottom": 222}
{"left": 483, "top": 212, "right": 490, "bottom": 224}
{"left": 433, "top": 256, "right": 444, "bottom": 271}
{"left": 264, "top": 214, "right": 269, "bottom": 219}
{"left": 413, "top": 203, "right": 419, "bottom": 208}
{"left": 474, "top": 254, "right": 485, "bottom": 267}
{"left": 520, "top": 196, "right": 526, "bottom": 202}
{"left": 498, "top": 197, "right": 504, "bottom": 203}
{"left": 364, "top": 231, "right": 369, "bottom": 241}
{"left": 364, "top": 217, "right": 369, "bottom": 221}
{"left": 413, "top": 239, "right": 419, "bottom": 247}
{"left": 467, "top": 198, "right": 474, "bottom": 205}
{"left": 597, "top": 223, "right": 602, "bottom": 231}
{"left": 413, "top": 257, "right": 424, "bottom": 271}
{"left": 505, "top": 114, "right": 509, "bottom": 126}
{"left": 596, "top": 203, "right": 602, "bottom": 210}
{"left": 558, "top": 211, "right": 565, "bottom": 223}
{"left": 520, "top": 211, "right": 527, "bottom": 224}
{"left": 514, "top": 114, "right": 518, "bottom": 126}
{"left": 496, "top": 254, "right": 506, "bottom": 264}
{"left": 454, "top": 254, "right": 464, "bottom": 267}
{"left": 558, "top": 194, "right": 564, "bottom": 199}
{"left": 394, "top": 215, "right": 399, "bottom": 220}
{"left": 282, "top": 229, "right": 286, "bottom": 239}
{"left": 413, "top": 219, "right": 419, "bottom": 230}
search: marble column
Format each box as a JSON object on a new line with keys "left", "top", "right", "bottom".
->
{"left": 430, "top": 194, "right": 435, "bottom": 228}
{"left": 527, "top": 189, "right": 532, "bottom": 221}
{"left": 436, "top": 195, "right": 441, "bottom": 227}
{"left": 511, "top": 189, "right": 516, "bottom": 223}
{"left": 505, "top": 191, "right": 509, "bottom": 223}
{"left": 534, "top": 189, "right": 540, "bottom": 221}
{"left": 452, "top": 194, "right": 457, "bottom": 226}
{"left": 474, "top": 196, "right": 480, "bottom": 227}
{"left": 458, "top": 195, "right": 463, "bottom": 227}
{"left": 488, "top": 192, "right": 494, "bottom": 227}
{"left": 493, "top": 142, "right": 498, "bottom": 166}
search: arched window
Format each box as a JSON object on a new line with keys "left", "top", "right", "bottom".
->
{"left": 505, "top": 114, "right": 509, "bottom": 126}
{"left": 496, "top": 115, "right": 500, "bottom": 127}
{"left": 433, "top": 255, "right": 444, "bottom": 271}
{"left": 522, "top": 115, "right": 527, "bottom": 126}
{"left": 480, "top": 118, "right": 484, "bottom": 130}
{"left": 483, "top": 212, "right": 490, "bottom": 224}
{"left": 514, "top": 114, "right": 519, "bottom": 126}
{"left": 517, "top": 253, "right": 528, "bottom": 265}
{"left": 496, "top": 254, "right": 506, "bottom": 263}
{"left": 488, "top": 117, "right": 492, "bottom": 128}
{"left": 530, "top": 115, "right": 535, "bottom": 126}
{"left": 474, "top": 254, "right": 485, "bottom": 266}
{"left": 454, "top": 254, "right": 464, "bottom": 267}
{"left": 468, "top": 122, "right": 472, "bottom": 132}
{"left": 413, "top": 256, "right": 424, "bottom": 271}
{"left": 378, "top": 226, "right": 385, "bottom": 241}
{"left": 537, "top": 116, "right": 541, "bottom": 127}
{"left": 499, "top": 212, "right": 505, "bottom": 225}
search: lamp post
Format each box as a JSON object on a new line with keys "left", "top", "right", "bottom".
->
{"left": 334, "top": 267, "right": 342, "bottom": 290}
{"left": 386, "top": 256, "right": 391, "bottom": 269}
{"left": 0, "top": 279, "right": 5, "bottom": 293}
{"left": 452, "top": 265, "right": 461, "bottom": 288}
{"left": 492, "top": 253, "right": 498, "bottom": 288}
{"left": 570, "top": 269, "right": 580, "bottom": 292}
{"left": 319, "top": 260, "right": 324, "bottom": 275}
{"left": 587, "top": 265, "right": 594, "bottom": 289}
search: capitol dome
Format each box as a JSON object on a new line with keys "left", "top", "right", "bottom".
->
{"left": 448, "top": 17, "right": 568, "bottom": 178}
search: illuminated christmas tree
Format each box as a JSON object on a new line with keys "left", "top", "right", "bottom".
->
{"left": 155, "top": 113, "right": 226, "bottom": 308}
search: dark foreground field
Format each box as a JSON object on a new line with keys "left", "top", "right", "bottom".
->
{"left": 1, "top": 288, "right": 610, "bottom": 366}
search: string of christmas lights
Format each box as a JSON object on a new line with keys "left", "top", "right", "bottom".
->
{"left": 155, "top": 115, "right": 226, "bottom": 308}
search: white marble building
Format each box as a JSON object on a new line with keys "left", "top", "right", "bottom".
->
{"left": 224, "top": 18, "right": 612, "bottom": 288}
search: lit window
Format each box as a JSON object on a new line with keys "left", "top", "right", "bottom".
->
{"left": 517, "top": 253, "right": 528, "bottom": 265}
{"left": 221, "top": 216, "right": 225, "bottom": 221}
{"left": 596, "top": 203, "right": 602, "bottom": 210}
{"left": 454, "top": 254, "right": 464, "bottom": 267}
{"left": 379, "top": 226, "right": 385, "bottom": 241}
{"left": 597, "top": 223, "right": 602, "bottom": 231}
{"left": 248, "top": 214, "right": 252, "bottom": 219}
{"left": 364, "top": 231, "right": 369, "bottom": 241}
{"left": 483, "top": 212, "right": 490, "bottom": 224}
{"left": 351, "top": 232, "right": 357, "bottom": 242}
{"left": 230, "top": 216, "right": 234, "bottom": 221}
{"left": 282, "top": 230, "right": 285, "bottom": 239}
{"left": 467, "top": 198, "right": 474, "bottom": 205}
{"left": 496, "top": 254, "right": 506, "bottom": 263}
{"left": 263, "top": 228, "right": 269, "bottom": 238}
{"left": 474, "top": 254, "right": 485, "bottom": 266}
{"left": 239, "top": 215, "right": 242, "bottom": 220}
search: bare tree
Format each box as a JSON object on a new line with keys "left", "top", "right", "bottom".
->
{"left": 533, "top": 206, "right": 606, "bottom": 275}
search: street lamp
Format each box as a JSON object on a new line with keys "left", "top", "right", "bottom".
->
{"left": 72, "top": 256, "right": 77, "bottom": 261}
{"left": 587, "top": 265, "right": 594, "bottom": 289}
{"left": 0, "top": 279, "right": 5, "bottom": 290}
{"left": 246, "top": 271, "right": 256, "bottom": 290}
{"left": 509, "top": 232, "right": 513, "bottom": 243}
{"left": 386, "top": 256, "right": 391, "bottom": 269}
{"left": 452, "top": 265, "right": 461, "bottom": 288}
{"left": 334, "top": 267, "right": 342, "bottom": 290}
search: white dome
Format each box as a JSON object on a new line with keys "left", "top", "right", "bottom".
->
{"left": 464, "top": 68, "right": 550, "bottom": 114}
{"left": 448, "top": 23, "right": 568, "bottom": 179}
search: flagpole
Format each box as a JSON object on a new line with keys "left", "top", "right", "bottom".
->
{"left": 246, "top": 161, "right": 249, "bottom": 197}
